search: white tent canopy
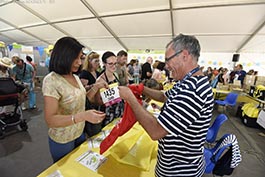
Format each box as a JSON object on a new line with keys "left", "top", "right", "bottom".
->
{"left": 1, "top": 0, "right": 265, "bottom": 53}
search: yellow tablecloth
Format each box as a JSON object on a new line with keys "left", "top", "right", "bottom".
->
{"left": 212, "top": 88, "right": 230, "bottom": 99}
{"left": 38, "top": 120, "right": 158, "bottom": 177}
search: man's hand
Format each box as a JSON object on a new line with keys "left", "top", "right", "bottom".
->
{"left": 118, "top": 86, "right": 134, "bottom": 101}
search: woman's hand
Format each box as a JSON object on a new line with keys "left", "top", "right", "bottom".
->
{"left": 81, "top": 110, "right": 106, "bottom": 124}
{"left": 80, "top": 78, "right": 89, "bottom": 87}
{"left": 94, "top": 78, "right": 109, "bottom": 90}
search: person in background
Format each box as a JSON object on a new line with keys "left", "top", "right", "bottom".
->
{"left": 0, "top": 57, "right": 13, "bottom": 77}
{"left": 11, "top": 56, "right": 36, "bottom": 110}
{"left": 97, "top": 51, "right": 124, "bottom": 127}
{"left": 79, "top": 51, "right": 103, "bottom": 137}
{"left": 116, "top": 50, "right": 128, "bottom": 86}
{"left": 141, "top": 56, "right": 153, "bottom": 81}
{"left": 127, "top": 59, "right": 135, "bottom": 78}
{"left": 26, "top": 56, "right": 36, "bottom": 71}
{"left": 132, "top": 59, "right": 141, "bottom": 84}
{"left": 0, "top": 57, "right": 14, "bottom": 114}
{"left": 217, "top": 67, "right": 224, "bottom": 86}
{"left": 235, "top": 64, "right": 246, "bottom": 88}
{"left": 119, "top": 34, "right": 214, "bottom": 177}
{"left": 26, "top": 55, "right": 37, "bottom": 85}
{"left": 210, "top": 67, "right": 223, "bottom": 88}
{"left": 204, "top": 66, "right": 213, "bottom": 82}
{"left": 152, "top": 61, "right": 165, "bottom": 83}
{"left": 246, "top": 69, "right": 258, "bottom": 76}
{"left": 45, "top": 49, "right": 52, "bottom": 70}
{"left": 247, "top": 69, "right": 254, "bottom": 75}
{"left": 79, "top": 52, "right": 101, "bottom": 90}
{"left": 229, "top": 66, "right": 237, "bottom": 83}
{"left": 3, "top": 57, "right": 28, "bottom": 107}
{"left": 42, "top": 37, "right": 106, "bottom": 162}
{"left": 222, "top": 68, "right": 229, "bottom": 85}
{"left": 212, "top": 67, "right": 219, "bottom": 76}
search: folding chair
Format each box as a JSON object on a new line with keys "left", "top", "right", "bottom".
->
{"left": 215, "top": 92, "right": 238, "bottom": 112}
{"left": 206, "top": 114, "right": 228, "bottom": 144}
{"left": 204, "top": 134, "right": 241, "bottom": 175}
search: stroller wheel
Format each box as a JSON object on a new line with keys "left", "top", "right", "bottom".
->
{"left": 19, "top": 120, "right": 28, "bottom": 131}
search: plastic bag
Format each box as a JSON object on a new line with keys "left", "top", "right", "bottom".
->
{"left": 105, "top": 123, "right": 157, "bottom": 171}
{"left": 241, "top": 103, "right": 259, "bottom": 118}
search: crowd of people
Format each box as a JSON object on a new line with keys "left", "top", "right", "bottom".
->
{"left": 40, "top": 34, "right": 213, "bottom": 176}
{"left": 0, "top": 55, "right": 37, "bottom": 110}
{"left": 41, "top": 39, "right": 165, "bottom": 163}
{"left": 202, "top": 64, "right": 257, "bottom": 89}
{"left": 1, "top": 33, "right": 260, "bottom": 176}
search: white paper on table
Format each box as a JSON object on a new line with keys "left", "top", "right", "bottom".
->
{"left": 87, "top": 129, "right": 110, "bottom": 149}
{"left": 76, "top": 150, "right": 107, "bottom": 171}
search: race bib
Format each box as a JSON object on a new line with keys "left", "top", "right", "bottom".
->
{"left": 100, "top": 83, "right": 121, "bottom": 106}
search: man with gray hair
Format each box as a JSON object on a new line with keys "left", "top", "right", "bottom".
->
{"left": 119, "top": 34, "right": 214, "bottom": 177}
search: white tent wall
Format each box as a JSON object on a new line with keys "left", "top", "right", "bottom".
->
{"left": 1, "top": 0, "right": 265, "bottom": 76}
{"left": 1, "top": 0, "right": 265, "bottom": 53}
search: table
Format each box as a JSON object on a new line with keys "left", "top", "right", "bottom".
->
{"left": 212, "top": 89, "right": 230, "bottom": 99}
{"left": 244, "top": 94, "right": 265, "bottom": 109}
{"left": 37, "top": 120, "right": 158, "bottom": 177}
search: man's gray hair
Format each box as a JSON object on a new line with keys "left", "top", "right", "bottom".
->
{"left": 166, "top": 34, "right": 201, "bottom": 60}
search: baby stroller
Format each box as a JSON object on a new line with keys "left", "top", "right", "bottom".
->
{"left": 0, "top": 77, "right": 28, "bottom": 138}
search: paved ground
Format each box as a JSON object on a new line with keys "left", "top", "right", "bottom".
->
{"left": 0, "top": 90, "right": 264, "bottom": 177}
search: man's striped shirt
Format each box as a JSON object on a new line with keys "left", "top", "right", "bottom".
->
{"left": 155, "top": 76, "right": 214, "bottom": 177}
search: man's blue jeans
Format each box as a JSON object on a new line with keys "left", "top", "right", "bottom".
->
{"left": 26, "top": 81, "right": 36, "bottom": 108}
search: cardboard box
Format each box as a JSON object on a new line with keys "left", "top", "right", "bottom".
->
{"left": 244, "top": 85, "right": 252, "bottom": 93}
{"left": 229, "top": 83, "right": 241, "bottom": 90}
{"left": 243, "top": 75, "right": 256, "bottom": 85}
{"left": 218, "top": 85, "right": 229, "bottom": 91}
{"left": 256, "top": 76, "right": 265, "bottom": 82}
{"left": 255, "top": 80, "right": 265, "bottom": 86}
{"left": 233, "top": 80, "right": 241, "bottom": 86}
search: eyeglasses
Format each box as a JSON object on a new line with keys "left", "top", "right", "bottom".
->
{"left": 106, "top": 62, "right": 117, "bottom": 66}
{"left": 92, "top": 59, "right": 100, "bottom": 63}
{"left": 165, "top": 50, "right": 183, "bottom": 62}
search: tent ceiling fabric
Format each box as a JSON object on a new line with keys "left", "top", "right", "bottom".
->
{"left": 0, "top": 0, "right": 265, "bottom": 53}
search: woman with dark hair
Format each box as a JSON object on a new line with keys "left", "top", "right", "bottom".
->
{"left": 97, "top": 51, "right": 124, "bottom": 127}
{"left": 42, "top": 37, "right": 106, "bottom": 162}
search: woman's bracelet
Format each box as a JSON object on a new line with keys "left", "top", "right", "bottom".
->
{"left": 71, "top": 115, "right": 76, "bottom": 124}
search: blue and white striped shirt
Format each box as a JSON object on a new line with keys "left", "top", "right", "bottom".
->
{"left": 156, "top": 75, "right": 214, "bottom": 177}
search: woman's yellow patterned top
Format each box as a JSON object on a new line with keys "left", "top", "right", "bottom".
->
{"left": 42, "top": 72, "right": 86, "bottom": 143}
